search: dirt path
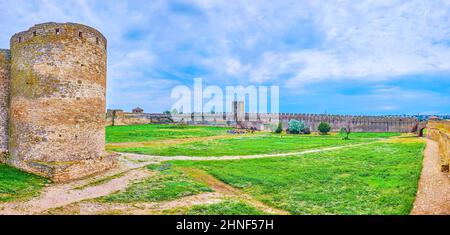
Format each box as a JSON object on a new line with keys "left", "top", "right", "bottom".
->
{"left": 181, "top": 167, "right": 290, "bottom": 215}
{"left": 411, "top": 139, "right": 450, "bottom": 215}
{"left": 46, "top": 168, "right": 290, "bottom": 215}
{"left": 0, "top": 157, "right": 153, "bottom": 215}
{"left": 44, "top": 192, "right": 225, "bottom": 215}
{"left": 0, "top": 137, "right": 400, "bottom": 215}
{"left": 116, "top": 141, "right": 378, "bottom": 163}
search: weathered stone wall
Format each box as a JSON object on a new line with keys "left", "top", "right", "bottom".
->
{"left": 0, "top": 49, "right": 10, "bottom": 163}
{"left": 8, "top": 23, "right": 115, "bottom": 182}
{"left": 106, "top": 110, "right": 419, "bottom": 133}
{"left": 106, "top": 109, "right": 173, "bottom": 126}
{"left": 427, "top": 120, "right": 450, "bottom": 172}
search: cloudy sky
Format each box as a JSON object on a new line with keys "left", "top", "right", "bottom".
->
{"left": 1, "top": 0, "right": 450, "bottom": 115}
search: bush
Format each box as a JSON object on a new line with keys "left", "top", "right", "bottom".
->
{"left": 318, "top": 122, "right": 331, "bottom": 134}
{"left": 288, "top": 119, "right": 305, "bottom": 134}
{"left": 302, "top": 127, "right": 311, "bottom": 134}
{"left": 275, "top": 122, "right": 283, "bottom": 134}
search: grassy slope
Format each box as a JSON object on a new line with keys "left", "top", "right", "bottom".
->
{"left": 0, "top": 164, "right": 48, "bottom": 202}
{"left": 111, "top": 132, "right": 400, "bottom": 157}
{"left": 106, "top": 124, "right": 231, "bottom": 143}
{"left": 98, "top": 164, "right": 212, "bottom": 203}
{"left": 171, "top": 141, "right": 424, "bottom": 215}
{"left": 183, "top": 201, "right": 267, "bottom": 215}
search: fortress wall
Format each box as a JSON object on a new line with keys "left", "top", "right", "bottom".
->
{"left": 8, "top": 23, "right": 115, "bottom": 182}
{"left": 106, "top": 111, "right": 419, "bottom": 134}
{"left": 276, "top": 114, "right": 418, "bottom": 133}
{"left": 106, "top": 109, "right": 173, "bottom": 126}
{"left": 0, "top": 49, "right": 10, "bottom": 163}
{"left": 427, "top": 120, "right": 450, "bottom": 172}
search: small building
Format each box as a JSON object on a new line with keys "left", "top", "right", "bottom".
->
{"left": 132, "top": 107, "right": 144, "bottom": 113}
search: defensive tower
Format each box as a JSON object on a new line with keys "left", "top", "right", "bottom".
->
{"left": 7, "top": 22, "right": 116, "bottom": 182}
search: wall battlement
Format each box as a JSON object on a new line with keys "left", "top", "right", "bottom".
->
{"left": 106, "top": 110, "right": 420, "bottom": 133}
{"left": 1, "top": 23, "right": 115, "bottom": 182}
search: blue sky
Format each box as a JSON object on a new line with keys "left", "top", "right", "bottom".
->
{"left": 1, "top": 0, "right": 449, "bottom": 115}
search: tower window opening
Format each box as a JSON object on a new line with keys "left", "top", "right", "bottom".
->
{"left": 33, "top": 31, "right": 37, "bottom": 37}
{"left": 96, "top": 37, "right": 99, "bottom": 45}
{"left": 56, "top": 29, "right": 60, "bottom": 35}
{"left": 18, "top": 37, "right": 22, "bottom": 43}
{"left": 78, "top": 32, "right": 83, "bottom": 38}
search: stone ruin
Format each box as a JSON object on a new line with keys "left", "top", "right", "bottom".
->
{"left": 0, "top": 22, "right": 116, "bottom": 182}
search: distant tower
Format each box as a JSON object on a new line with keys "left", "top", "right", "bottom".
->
{"left": 232, "top": 101, "right": 245, "bottom": 122}
{"left": 0, "top": 49, "right": 10, "bottom": 162}
{"left": 8, "top": 23, "right": 116, "bottom": 182}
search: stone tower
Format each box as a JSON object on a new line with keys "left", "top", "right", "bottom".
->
{"left": 0, "top": 49, "right": 10, "bottom": 162}
{"left": 6, "top": 22, "right": 116, "bottom": 182}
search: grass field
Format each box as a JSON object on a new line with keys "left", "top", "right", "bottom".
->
{"left": 0, "top": 164, "right": 48, "bottom": 202}
{"left": 169, "top": 141, "right": 424, "bottom": 215}
{"left": 98, "top": 164, "right": 212, "bottom": 203}
{"left": 0, "top": 124, "right": 425, "bottom": 215}
{"left": 106, "top": 124, "right": 231, "bottom": 143}
{"left": 108, "top": 124, "right": 400, "bottom": 156}
{"left": 169, "top": 200, "right": 268, "bottom": 215}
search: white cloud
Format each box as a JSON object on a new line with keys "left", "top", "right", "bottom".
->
{"left": 1, "top": 0, "right": 450, "bottom": 113}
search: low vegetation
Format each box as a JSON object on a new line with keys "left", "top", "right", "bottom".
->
{"left": 183, "top": 200, "right": 267, "bottom": 215}
{"left": 98, "top": 165, "right": 212, "bottom": 203}
{"left": 110, "top": 132, "right": 400, "bottom": 157}
{"left": 170, "top": 141, "right": 424, "bottom": 215}
{"left": 288, "top": 119, "right": 305, "bottom": 134}
{"left": 318, "top": 122, "right": 331, "bottom": 134}
{"left": 106, "top": 124, "right": 231, "bottom": 143}
{"left": 0, "top": 164, "right": 48, "bottom": 202}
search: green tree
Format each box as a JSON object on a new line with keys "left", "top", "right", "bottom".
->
{"left": 275, "top": 122, "right": 283, "bottom": 134}
{"left": 318, "top": 122, "right": 331, "bottom": 134}
{"left": 288, "top": 119, "right": 305, "bottom": 134}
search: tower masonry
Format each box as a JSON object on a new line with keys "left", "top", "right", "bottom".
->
{"left": 4, "top": 22, "right": 116, "bottom": 182}
{"left": 0, "top": 49, "right": 10, "bottom": 163}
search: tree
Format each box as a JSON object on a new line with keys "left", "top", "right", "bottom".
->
{"left": 318, "top": 122, "right": 331, "bottom": 134}
{"left": 275, "top": 122, "right": 283, "bottom": 134}
{"left": 288, "top": 119, "right": 305, "bottom": 134}
{"left": 340, "top": 117, "right": 353, "bottom": 140}
{"left": 163, "top": 110, "right": 171, "bottom": 115}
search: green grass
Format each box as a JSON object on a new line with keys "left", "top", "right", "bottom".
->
{"left": 170, "top": 141, "right": 424, "bottom": 215}
{"left": 112, "top": 132, "right": 400, "bottom": 157}
{"left": 0, "top": 164, "right": 48, "bottom": 202}
{"left": 98, "top": 165, "right": 213, "bottom": 203}
{"left": 74, "top": 172, "right": 126, "bottom": 190}
{"left": 106, "top": 124, "right": 231, "bottom": 143}
{"left": 183, "top": 200, "right": 267, "bottom": 215}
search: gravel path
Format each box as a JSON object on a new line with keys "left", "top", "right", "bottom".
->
{"left": 411, "top": 139, "right": 450, "bottom": 215}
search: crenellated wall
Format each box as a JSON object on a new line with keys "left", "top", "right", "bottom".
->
{"left": 427, "top": 120, "right": 450, "bottom": 172}
{"left": 106, "top": 110, "right": 173, "bottom": 126}
{"left": 0, "top": 49, "right": 10, "bottom": 163}
{"left": 106, "top": 110, "right": 419, "bottom": 133}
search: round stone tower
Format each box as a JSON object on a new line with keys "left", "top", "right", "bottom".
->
{"left": 0, "top": 49, "right": 10, "bottom": 162}
{"left": 8, "top": 22, "right": 116, "bottom": 182}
